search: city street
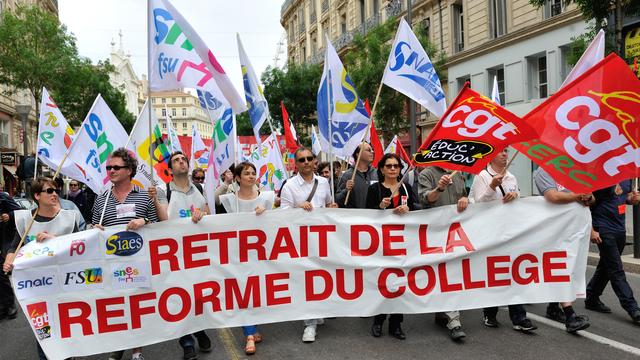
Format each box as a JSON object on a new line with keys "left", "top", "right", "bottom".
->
{"left": 3, "top": 266, "right": 640, "bottom": 360}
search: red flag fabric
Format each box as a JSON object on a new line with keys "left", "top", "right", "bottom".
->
{"left": 364, "top": 99, "right": 384, "bottom": 167}
{"left": 413, "top": 83, "right": 536, "bottom": 174}
{"left": 280, "top": 101, "right": 298, "bottom": 153}
{"left": 513, "top": 53, "right": 640, "bottom": 193}
{"left": 395, "top": 138, "right": 413, "bottom": 165}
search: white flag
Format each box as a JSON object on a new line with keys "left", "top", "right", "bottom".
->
{"left": 165, "top": 110, "right": 183, "bottom": 154}
{"left": 237, "top": 34, "right": 269, "bottom": 143}
{"left": 490, "top": 75, "right": 501, "bottom": 105}
{"left": 211, "top": 107, "right": 236, "bottom": 173}
{"left": 67, "top": 95, "right": 129, "bottom": 194}
{"left": 190, "top": 123, "right": 209, "bottom": 170}
{"left": 382, "top": 17, "right": 446, "bottom": 117}
{"left": 561, "top": 29, "right": 605, "bottom": 88}
{"left": 249, "top": 134, "right": 287, "bottom": 192}
{"left": 311, "top": 124, "right": 322, "bottom": 156}
{"left": 203, "top": 138, "right": 218, "bottom": 214}
{"left": 317, "top": 36, "right": 369, "bottom": 158}
{"left": 36, "top": 88, "right": 89, "bottom": 183}
{"left": 126, "top": 101, "right": 172, "bottom": 190}
{"left": 148, "top": 0, "right": 241, "bottom": 116}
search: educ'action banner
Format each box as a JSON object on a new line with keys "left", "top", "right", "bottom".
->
{"left": 12, "top": 197, "right": 590, "bottom": 359}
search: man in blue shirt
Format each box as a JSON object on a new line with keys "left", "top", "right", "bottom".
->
{"left": 585, "top": 180, "right": 640, "bottom": 324}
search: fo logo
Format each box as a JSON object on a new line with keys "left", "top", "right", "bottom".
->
{"left": 106, "top": 231, "right": 143, "bottom": 256}
{"left": 26, "top": 302, "right": 51, "bottom": 340}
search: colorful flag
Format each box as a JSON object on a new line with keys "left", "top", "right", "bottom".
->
{"left": 514, "top": 54, "right": 640, "bottom": 193}
{"left": 126, "top": 101, "right": 172, "bottom": 189}
{"left": 384, "top": 135, "right": 413, "bottom": 166}
{"left": 148, "top": 0, "right": 241, "bottom": 117}
{"left": 311, "top": 124, "right": 322, "bottom": 156}
{"left": 211, "top": 107, "right": 236, "bottom": 173}
{"left": 281, "top": 101, "right": 298, "bottom": 153}
{"left": 165, "top": 108, "right": 183, "bottom": 153}
{"left": 67, "top": 95, "right": 129, "bottom": 194}
{"left": 190, "top": 123, "right": 209, "bottom": 170}
{"left": 249, "top": 133, "right": 286, "bottom": 192}
{"left": 36, "top": 88, "right": 88, "bottom": 183}
{"left": 237, "top": 34, "right": 269, "bottom": 143}
{"left": 317, "top": 36, "right": 369, "bottom": 158}
{"left": 382, "top": 17, "right": 447, "bottom": 117}
{"left": 491, "top": 76, "right": 501, "bottom": 105}
{"left": 561, "top": 29, "right": 605, "bottom": 88}
{"left": 414, "top": 83, "right": 536, "bottom": 174}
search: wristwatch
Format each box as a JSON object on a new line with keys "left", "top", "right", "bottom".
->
{"left": 143, "top": 217, "right": 150, "bottom": 224}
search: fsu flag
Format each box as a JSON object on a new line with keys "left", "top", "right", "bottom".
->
{"left": 414, "top": 83, "right": 536, "bottom": 174}
{"left": 514, "top": 54, "right": 640, "bottom": 193}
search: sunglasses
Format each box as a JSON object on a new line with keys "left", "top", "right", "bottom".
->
{"left": 297, "top": 156, "right": 314, "bottom": 163}
{"left": 193, "top": 176, "right": 205, "bottom": 181}
{"left": 106, "top": 165, "right": 127, "bottom": 171}
{"left": 384, "top": 163, "right": 401, "bottom": 169}
{"left": 40, "top": 188, "right": 57, "bottom": 194}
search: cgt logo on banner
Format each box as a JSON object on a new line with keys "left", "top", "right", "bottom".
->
{"left": 12, "top": 197, "right": 591, "bottom": 360}
{"left": 414, "top": 84, "right": 536, "bottom": 174}
{"left": 514, "top": 53, "right": 640, "bottom": 193}
{"left": 27, "top": 302, "right": 52, "bottom": 341}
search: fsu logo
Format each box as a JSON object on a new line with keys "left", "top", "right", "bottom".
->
{"left": 106, "top": 231, "right": 143, "bottom": 256}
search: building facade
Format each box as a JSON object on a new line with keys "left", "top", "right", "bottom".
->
{"left": 109, "top": 31, "right": 142, "bottom": 117}
{"left": 150, "top": 90, "right": 214, "bottom": 140}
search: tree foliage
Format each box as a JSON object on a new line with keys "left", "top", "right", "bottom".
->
{"left": 0, "top": 6, "right": 134, "bottom": 130}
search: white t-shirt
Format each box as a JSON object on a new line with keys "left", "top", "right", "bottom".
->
{"left": 470, "top": 165, "right": 519, "bottom": 203}
{"left": 159, "top": 182, "right": 207, "bottom": 219}
{"left": 280, "top": 174, "right": 332, "bottom": 209}
{"left": 220, "top": 191, "right": 275, "bottom": 213}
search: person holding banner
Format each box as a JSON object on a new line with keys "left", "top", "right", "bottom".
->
{"left": 3, "top": 177, "right": 77, "bottom": 360}
{"left": 90, "top": 148, "right": 158, "bottom": 360}
{"left": 585, "top": 181, "right": 640, "bottom": 324}
{"left": 219, "top": 161, "right": 275, "bottom": 355}
{"left": 418, "top": 166, "right": 468, "bottom": 341}
{"left": 366, "top": 153, "right": 416, "bottom": 340}
{"left": 336, "top": 143, "right": 377, "bottom": 208}
{"left": 470, "top": 148, "right": 537, "bottom": 333}
{"left": 153, "top": 151, "right": 212, "bottom": 360}
{"left": 534, "top": 167, "right": 592, "bottom": 333}
{"left": 280, "top": 147, "right": 337, "bottom": 342}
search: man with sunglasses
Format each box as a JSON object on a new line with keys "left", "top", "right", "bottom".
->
{"left": 90, "top": 148, "right": 158, "bottom": 360}
{"left": 280, "top": 147, "right": 337, "bottom": 342}
{"left": 152, "top": 151, "right": 212, "bottom": 360}
{"left": 336, "top": 143, "right": 377, "bottom": 208}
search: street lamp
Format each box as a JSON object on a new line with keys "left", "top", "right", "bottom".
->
{"left": 16, "top": 103, "right": 31, "bottom": 157}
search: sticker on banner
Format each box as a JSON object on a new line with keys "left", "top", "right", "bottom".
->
{"left": 12, "top": 268, "right": 59, "bottom": 300}
{"left": 115, "top": 203, "right": 136, "bottom": 218}
{"left": 60, "top": 263, "right": 105, "bottom": 292}
{"left": 105, "top": 231, "right": 144, "bottom": 257}
{"left": 13, "top": 241, "right": 56, "bottom": 270}
{"left": 56, "top": 230, "right": 104, "bottom": 265}
{"left": 27, "top": 302, "right": 52, "bottom": 340}
{"left": 110, "top": 261, "right": 151, "bottom": 289}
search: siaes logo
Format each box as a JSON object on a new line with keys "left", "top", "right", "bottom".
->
{"left": 106, "top": 231, "right": 144, "bottom": 256}
{"left": 17, "top": 276, "right": 54, "bottom": 290}
{"left": 64, "top": 268, "right": 103, "bottom": 285}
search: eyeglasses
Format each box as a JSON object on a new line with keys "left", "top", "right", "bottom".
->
{"left": 384, "top": 163, "right": 401, "bottom": 169}
{"left": 297, "top": 156, "right": 314, "bottom": 163}
{"left": 106, "top": 165, "right": 127, "bottom": 171}
{"left": 193, "top": 176, "right": 205, "bottom": 181}
{"left": 69, "top": 183, "right": 79, "bottom": 187}
{"left": 40, "top": 188, "right": 57, "bottom": 194}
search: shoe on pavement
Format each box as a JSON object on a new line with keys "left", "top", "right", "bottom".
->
{"left": 585, "top": 299, "right": 612, "bottom": 313}
{"left": 183, "top": 346, "right": 198, "bottom": 360}
{"left": 390, "top": 326, "right": 406, "bottom": 340}
{"left": 302, "top": 326, "right": 316, "bottom": 342}
{"left": 565, "top": 314, "right": 590, "bottom": 333}
{"left": 194, "top": 331, "right": 212, "bottom": 352}
{"left": 512, "top": 318, "right": 537, "bottom": 332}
{"left": 449, "top": 326, "right": 466, "bottom": 341}
{"left": 546, "top": 306, "right": 566, "bottom": 323}
{"left": 483, "top": 315, "right": 500, "bottom": 328}
{"left": 629, "top": 309, "right": 640, "bottom": 325}
{"left": 370, "top": 324, "right": 382, "bottom": 337}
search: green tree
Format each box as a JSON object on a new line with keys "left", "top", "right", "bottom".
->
{"left": 0, "top": 6, "right": 134, "bottom": 130}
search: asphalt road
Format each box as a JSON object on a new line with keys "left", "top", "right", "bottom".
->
{"left": 2, "top": 266, "right": 640, "bottom": 360}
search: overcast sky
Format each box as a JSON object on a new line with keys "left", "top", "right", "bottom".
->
{"left": 59, "top": 0, "right": 286, "bottom": 93}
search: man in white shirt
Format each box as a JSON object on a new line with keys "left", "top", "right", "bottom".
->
{"left": 279, "top": 147, "right": 337, "bottom": 343}
{"left": 470, "top": 148, "right": 537, "bottom": 333}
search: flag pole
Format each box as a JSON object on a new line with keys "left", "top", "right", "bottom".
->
{"left": 327, "top": 68, "right": 336, "bottom": 202}
{"left": 344, "top": 81, "right": 384, "bottom": 205}
{"left": 146, "top": 0, "right": 154, "bottom": 185}
{"left": 266, "top": 114, "right": 289, "bottom": 181}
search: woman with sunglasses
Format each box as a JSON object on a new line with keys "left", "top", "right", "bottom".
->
{"left": 219, "top": 162, "right": 274, "bottom": 355}
{"left": 3, "top": 178, "right": 78, "bottom": 360}
{"left": 365, "top": 153, "right": 417, "bottom": 340}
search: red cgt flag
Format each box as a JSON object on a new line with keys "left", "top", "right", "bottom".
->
{"left": 280, "top": 101, "right": 299, "bottom": 153}
{"left": 364, "top": 99, "right": 384, "bottom": 167}
{"left": 514, "top": 53, "right": 640, "bottom": 193}
{"left": 413, "top": 83, "right": 536, "bottom": 174}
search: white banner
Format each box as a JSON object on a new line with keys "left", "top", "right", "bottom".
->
{"left": 13, "top": 197, "right": 589, "bottom": 360}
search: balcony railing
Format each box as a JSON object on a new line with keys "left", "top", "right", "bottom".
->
{"left": 299, "top": 22, "right": 306, "bottom": 36}
{"left": 354, "top": 15, "right": 380, "bottom": 37}
{"left": 281, "top": 0, "right": 295, "bottom": 16}
{"left": 310, "top": 11, "right": 317, "bottom": 24}
{"left": 321, "top": 0, "right": 329, "bottom": 13}
{"left": 309, "top": 49, "right": 324, "bottom": 64}
{"left": 385, "top": 0, "right": 403, "bottom": 18}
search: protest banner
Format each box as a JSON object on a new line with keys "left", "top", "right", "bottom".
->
{"left": 12, "top": 197, "right": 589, "bottom": 359}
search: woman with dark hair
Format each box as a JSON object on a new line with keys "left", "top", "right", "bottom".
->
{"left": 219, "top": 161, "right": 274, "bottom": 354}
{"left": 365, "top": 153, "right": 417, "bottom": 340}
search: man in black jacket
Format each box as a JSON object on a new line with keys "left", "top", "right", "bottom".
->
{"left": 0, "top": 191, "right": 21, "bottom": 320}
